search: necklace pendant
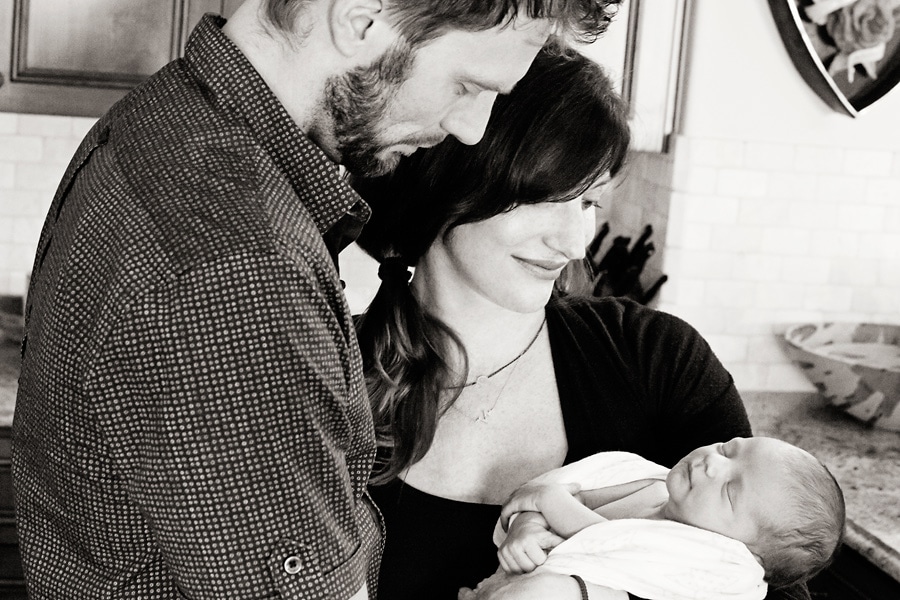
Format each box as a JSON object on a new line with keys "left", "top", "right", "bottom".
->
{"left": 474, "top": 375, "right": 490, "bottom": 387}
{"left": 476, "top": 408, "right": 493, "bottom": 423}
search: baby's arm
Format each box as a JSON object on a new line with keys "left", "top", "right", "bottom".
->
{"left": 498, "top": 511, "right": 563, "bottom": 574}
{"left": 501, "top": 483, "right": 607, "bottom": 539}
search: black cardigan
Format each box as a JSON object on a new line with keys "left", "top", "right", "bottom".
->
{"left": 370, "top": 296, "right": 809, "bottom": 600}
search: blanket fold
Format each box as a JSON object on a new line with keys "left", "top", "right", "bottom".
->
{"left": 493, "top": 452, "right": 767, "bottom": 600}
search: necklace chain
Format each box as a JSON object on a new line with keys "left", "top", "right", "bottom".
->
{"left": 454, "top": 317, "right": 546, "bottom": 389}
{"left": 447, "top": 318, "right": 546, "bottom": 423}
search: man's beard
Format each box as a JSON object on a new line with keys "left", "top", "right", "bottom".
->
{"left": 325, "top": 41, "right": 417, "bottom": 177}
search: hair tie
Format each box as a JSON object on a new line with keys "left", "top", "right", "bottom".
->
{"left": 378, "top": 257, "right": 412, "bottom": 284}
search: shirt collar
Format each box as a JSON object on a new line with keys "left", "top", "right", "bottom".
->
{"left": 182, "top": 14, "right": 370, "bottom": 241}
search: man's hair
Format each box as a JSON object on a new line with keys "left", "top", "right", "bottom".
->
{"left": 263, "top": 0, "right": 621, "bottom": 46}
{"left": 749, "top": 451, "right": 846, "bottom": 589}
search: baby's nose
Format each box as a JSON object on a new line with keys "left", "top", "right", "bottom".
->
{"left": 703, "top": 454, "right": 728, "bottom": 479}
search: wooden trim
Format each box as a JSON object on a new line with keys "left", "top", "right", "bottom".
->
{"left": 11, "top": 0, "right": 181, "bottom": 89}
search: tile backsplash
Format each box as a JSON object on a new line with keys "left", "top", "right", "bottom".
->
{"left": 4, "top": 112, "right": 899, "bottom": 394}
{"left": 614, "top": 135, "right": 900, "bottom": 392}
{"left": 0, "top": 113, "right": 95, "bottom": 296}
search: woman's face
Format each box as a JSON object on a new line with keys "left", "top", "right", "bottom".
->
{"left": 419, "top": 196, "right": 599, "bottom": 314}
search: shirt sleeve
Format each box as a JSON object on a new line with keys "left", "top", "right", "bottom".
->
{"left": 88, "top": 252, "right": 376, "bottom": 599}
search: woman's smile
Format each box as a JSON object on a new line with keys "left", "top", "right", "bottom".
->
{"left": 514, "top": 256, "right": 569, "bottom": 280}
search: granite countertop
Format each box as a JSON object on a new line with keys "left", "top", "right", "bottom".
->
{"left": 1, "top": 345, "right": 898, "bottom": 581}
{"left": 743, "top": 390, "right": 900, "bottom": 584}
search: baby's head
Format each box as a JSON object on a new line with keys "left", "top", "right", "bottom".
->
{"left": 664, "top": 436, "right": 845, "bottom": 588}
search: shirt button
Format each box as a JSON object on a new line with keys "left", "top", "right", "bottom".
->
{"left": 283, "top": 556, "right": 303, "bottom": 575}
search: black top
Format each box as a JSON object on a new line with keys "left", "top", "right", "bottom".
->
{"left": 369, "top": 480, "right": 501, "bottom": 597}
{"left": 370, "top": 296, "right": 809, "bottom": 600}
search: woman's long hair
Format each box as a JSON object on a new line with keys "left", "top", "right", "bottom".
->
{"left": 352, "top": 46, "right": 630, "bottom": 484}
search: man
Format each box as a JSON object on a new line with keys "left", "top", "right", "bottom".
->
{"left": 11, "top": 0, "right": 619, "bottom": 598}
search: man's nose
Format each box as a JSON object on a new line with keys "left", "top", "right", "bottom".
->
{"left": 441, "top": 91, "right": 498, "bottom": 146}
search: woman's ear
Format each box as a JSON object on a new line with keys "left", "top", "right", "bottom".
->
{"left": 328, "top": 0, "right": 399, "bottom": 58}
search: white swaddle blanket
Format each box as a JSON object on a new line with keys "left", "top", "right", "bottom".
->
{"left": 492, "top": 452, "right": 767, "bottom": 600}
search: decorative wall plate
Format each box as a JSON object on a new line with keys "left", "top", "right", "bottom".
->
{"left": 768, "top": 0, "right": 900, "bottom": 117}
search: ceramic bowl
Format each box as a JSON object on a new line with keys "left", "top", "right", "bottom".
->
{"left": 784, "top": 322, "right": 900, "bottom": 432}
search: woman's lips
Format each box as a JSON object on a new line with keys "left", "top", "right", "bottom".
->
{"left": 515, "top": 257, "right": 568, "bottom": 280}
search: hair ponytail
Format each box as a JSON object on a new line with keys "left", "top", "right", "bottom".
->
{"left": 355, "top": 259, "right": 466, "bottom": 484}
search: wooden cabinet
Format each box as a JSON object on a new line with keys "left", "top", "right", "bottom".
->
{"left": 0, "top": 426, "right": 24, "bottom": 599}
{"left": 0, "top": 0, "right": 241, "bottom": 117}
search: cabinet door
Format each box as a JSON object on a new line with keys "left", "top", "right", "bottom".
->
{"left": 0, "top": 0, "right": 239, "bottom": 118}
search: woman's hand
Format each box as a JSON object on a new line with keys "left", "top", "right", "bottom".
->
{"left": 499, "top": 482, "right": 580, "bottom": 530}
{"left": 498, "top": 512, "right": 564, "bottom": 574}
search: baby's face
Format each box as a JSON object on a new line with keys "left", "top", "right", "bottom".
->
{"left": 664, "top": 437, "right": 797, "bottom": 547}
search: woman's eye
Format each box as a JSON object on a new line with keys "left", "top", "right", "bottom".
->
{"left": 582, "top": 199, "right": 603, "bottom": 210}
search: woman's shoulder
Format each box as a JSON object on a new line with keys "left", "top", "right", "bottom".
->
{"left": 546, "top": 294, "right": 709, "bottom": 357}
{"left": 548, "top": 294, "right": 687, "bottom": 332}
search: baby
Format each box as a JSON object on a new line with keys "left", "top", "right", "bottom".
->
{"left": 495, "top": 437, "right": 845, "bottom": 599}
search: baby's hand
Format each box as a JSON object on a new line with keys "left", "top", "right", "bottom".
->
{"left": 498, "top": 512, "right": 565, "bottom": 575}
{"left": 500, "top": 482, "right": 580, "bottom": 530}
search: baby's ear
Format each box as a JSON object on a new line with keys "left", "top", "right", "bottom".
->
{"left": 746, "top": 544, "right": 767, "bottom": 570}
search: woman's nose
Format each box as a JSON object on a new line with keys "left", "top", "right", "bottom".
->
{"left": 441, "top": 91, "right": 498, "bottom": 146}
{"left": 546, "top": 200, "right": 592, "bottom": 260}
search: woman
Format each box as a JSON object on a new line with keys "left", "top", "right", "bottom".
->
{"left": 352, "top": 47, "right": 810, "bottom": 600}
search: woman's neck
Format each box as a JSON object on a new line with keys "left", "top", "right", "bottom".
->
{"left": 410, "top": 266, "right": 547, "bottom": 379}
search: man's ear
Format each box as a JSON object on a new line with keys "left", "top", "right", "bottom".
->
{"left": 329, "top": 0, "right": 397, "bottom": 58}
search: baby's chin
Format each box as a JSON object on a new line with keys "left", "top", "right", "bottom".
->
{"left": 664, "top": 461, "right": 682, "bottom": 495}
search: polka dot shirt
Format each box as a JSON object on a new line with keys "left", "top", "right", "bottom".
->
{"left": 12, "top": 14, "right": 382, "bottom": 599}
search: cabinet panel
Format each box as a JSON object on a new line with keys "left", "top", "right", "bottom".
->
{"left": 18, "top": 0, "right": 178, "bottom": 87}
{"left": 0, "top": 0, "right": 240, "bottom": 117}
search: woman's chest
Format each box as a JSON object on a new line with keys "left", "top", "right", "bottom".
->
{"left": 404, "top": 364, "right": 568, "bottom": 504}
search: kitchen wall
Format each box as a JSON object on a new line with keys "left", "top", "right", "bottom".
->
{"left": 2, "top": 0, "right": 899, "bottom": 393}
{"left": 0, "top": 113, "right": 93, "bottom": 295}
{"left": 605, "top": 0, "right": 900, "bottom": 391}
